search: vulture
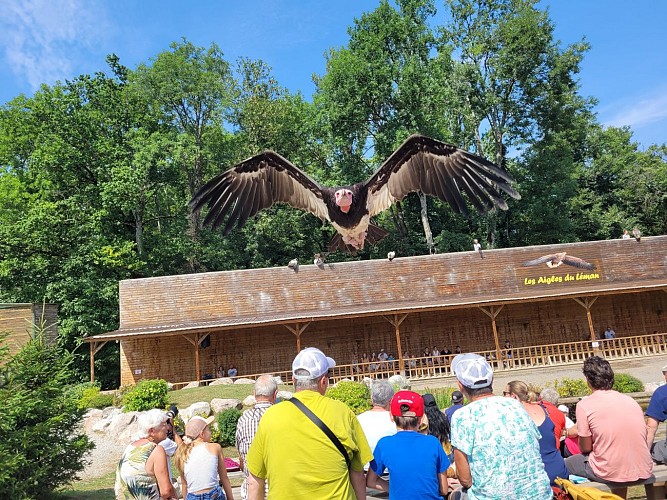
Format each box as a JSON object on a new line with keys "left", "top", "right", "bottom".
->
{"left": 522, "top": 252, "right": 596, "bottom": 271}
{"left": 190, "top": 134, "right": 521, "bottom": 253}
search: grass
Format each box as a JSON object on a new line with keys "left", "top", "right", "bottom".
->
{"left": 167, "top": 383, "right": 294, "bottom": 408}
{"left": 55, "top": 471, "right": 115, "bottom": 499}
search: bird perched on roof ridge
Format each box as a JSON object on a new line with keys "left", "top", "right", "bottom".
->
{"left": 522, "top": 252, "right": 596, "bottom": 271}
{"left": 632, "top": 227, "right": 641, "bottom": 242}
{"left": 287, "top": 258, "right": 298, "bottom": 271}
{"left": 190, "top": 134, "right": 521, "bottom": 253}
{"left": 314, "top": 252, "right": 328, "bottom": 268}
{"left": 387, "top": 251, "right": 396, "bottom": 261}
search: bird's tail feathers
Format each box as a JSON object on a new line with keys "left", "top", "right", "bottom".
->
{"left": 366, "top": 223, "right": 389, "bottom": 246}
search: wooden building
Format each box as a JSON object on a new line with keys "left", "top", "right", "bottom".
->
{"left": 86, "top": 236, "right": 667, "bottom": 386}
{"left": 0, "top": 303, "right": 58, "bottom": 359}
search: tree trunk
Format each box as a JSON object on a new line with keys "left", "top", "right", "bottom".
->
{"left": 419, "top": 192, "right": 435, "bottom": 254}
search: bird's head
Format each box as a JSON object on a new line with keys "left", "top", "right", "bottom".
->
{"left": 334, "top": 189, "right": 353, "bottom": 213}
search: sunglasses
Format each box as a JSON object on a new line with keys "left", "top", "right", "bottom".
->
{"left": 503, "top": 391, "right": 512, "bottom": 396}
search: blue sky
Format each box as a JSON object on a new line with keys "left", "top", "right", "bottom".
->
{"left": 1, "top": 0, "right": 665, "bottom": 149}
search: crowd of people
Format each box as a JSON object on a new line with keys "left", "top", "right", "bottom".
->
{"left": 116, "top": 348, "right": 666, "bottom": 500}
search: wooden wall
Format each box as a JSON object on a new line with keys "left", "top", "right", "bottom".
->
{"left": 0, "top": 303, "right": 58, "bottom": 359}
{"left": 119, "top": 289, "right": 666, "bottom": 385}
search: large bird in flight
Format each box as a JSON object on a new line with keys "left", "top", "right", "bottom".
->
{"left": 190, "top": 134, "right": 521, "bottom": 252}
{"left": 522, "top": 252, "right": 596, "bottom": 271}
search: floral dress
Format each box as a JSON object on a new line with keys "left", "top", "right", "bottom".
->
{"left": 115, "top": 441, "right": 160, "bottom": 499}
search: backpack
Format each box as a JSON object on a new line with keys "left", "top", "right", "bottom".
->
{"left": 554, "top": 478, "right": 624, "bottom": 500}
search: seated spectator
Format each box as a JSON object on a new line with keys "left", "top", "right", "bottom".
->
{"left": 449, "top": 354, "right": 552, "bottom": 500}
{"left": 227, "top": 366, "right": 238, "bottom": 378}
{"left": 564, "top": 356, "right": 652, "bottom": 498}
{"left": 366, "top": 391, "right": 450, "bottom": 499}
{"left": 356, "top": 380, "right": 396, "bottom": 462}
{"left": 646, "top": 364, "right": 667, "bottom": 463}
{"left": 216, "top": 365, "right": 224, "bottom": 378}
{"left": 444, "top": 391, "right": 464, "bottom": 423}
{"left": 370, "top": 352, "right": 379, "bottom": 372}
{"left": 378, "top": 349, "right": 389, "bottom": 362}
{"left": 538, "top": 387, "right": 567, "bottom": 447}
{"left": 505, "top": 381, "right": 569, "bottom": 486}
{"left": 454, "top": 345, "right": 462, "bottom": 354}
{"left": 557, "top": 404, "right": 580, "bottom": 457}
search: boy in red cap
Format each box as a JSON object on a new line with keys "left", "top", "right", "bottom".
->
{"left": 366, "top": 390, "right": 450, "bottom": 499}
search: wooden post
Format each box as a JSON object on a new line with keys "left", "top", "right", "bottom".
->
{"left": 285, "top": 322, "right": 311, "bottom": 353}
{"left": 382, "top": 314, "right": 408, "bottom": 376}
{"left": 572, "top": 296, "right": 599, "bottom": 345}
{"left": 479, "top": 306, "right": 504, "bottom": 367}
{"left": 89, "top": 341, "right": 108, "bottom": 383}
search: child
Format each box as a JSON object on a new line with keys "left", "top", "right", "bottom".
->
{"left": 174, "top": 416, "right": 235, "bottom": 500}
{"left": 366, "top": 390, "right": 450, "bottom": 499}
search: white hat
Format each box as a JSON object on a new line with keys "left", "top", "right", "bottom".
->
{"left": 292, "top": 347, "right": 336, "bottom": 380}
{"left": 451, "top": 353, "right": 493, "bottom": 389}
{"left": 558, "top": 404, "right": 569, "bottom": 414}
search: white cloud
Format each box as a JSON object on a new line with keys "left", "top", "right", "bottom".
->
{"left": 604, "top": 87, "right": 667, "bottom": 130}
{"left": 0, "top": 0, "right": 111, "bottom": 91}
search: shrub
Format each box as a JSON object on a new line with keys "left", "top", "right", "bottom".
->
{"left": 423, "top": 387, "right": 457, "bottom": 409}
{"left": 613, "top": 373, "right": 644, "bottom": 393}
{"left": 215, "top": 408, "right": 242, "bottom": 446}
{"left": 68, "top": 383, "right": 114, "bottom": 410}
{"left": 326, "top": 381, "right": 372, "bottom": 415}
{"left": 0, "top": 326, "right": 93, "bottom": 498}
{"left": 553, "top": 377, "right": 591, "bottom": 398}
{"left": 122, "top": 379, "right": 169, "bottom": 412}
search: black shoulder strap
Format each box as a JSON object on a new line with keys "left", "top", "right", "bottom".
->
{"left": 288, "top": 397, "right": 351, "bottom": 469}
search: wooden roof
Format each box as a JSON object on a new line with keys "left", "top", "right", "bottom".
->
{"left": 86, "top": 235, "right": 667, "bottom": 341}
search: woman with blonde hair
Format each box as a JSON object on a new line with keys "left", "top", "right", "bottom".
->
{"left": 174, "top": 416, "right": 234, "bottom": 500}
{"left": 115, "top": 409, "right": 176, "bottom": 499}
{"left": 504, "top": 380, "right": 570, "bottom": 486}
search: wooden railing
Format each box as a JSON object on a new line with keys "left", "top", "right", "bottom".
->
{"left": 171, "top": 332, "right": 667, "bottom": 389}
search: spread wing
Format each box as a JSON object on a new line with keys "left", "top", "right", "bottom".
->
{"left": 190, "top": 151, "right": 330, "bottom": 235}
{"left": 364, "top": 134, "right": 521, "bottom": 217}
{"left": 521, "top": 254, "right": 559, "bottom": 267}
{"left": 561, "top": 255, "right": 596, "bottom": 270}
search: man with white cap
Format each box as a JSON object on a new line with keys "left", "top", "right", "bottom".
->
{"left": 646, "top": 364, "right": 667, "bottom": 463}
{"left": 449, "top": 353, "right": 552, "bottom": 500}
{"left": 246, "top": 347, "right": 372, "bottom": 500}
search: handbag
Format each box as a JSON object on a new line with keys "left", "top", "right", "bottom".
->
{"left": 554, "top": 477, "right": 624, "bottom": 500}
{"left": 288, "top": 397, "right": 351, "bottom": 468}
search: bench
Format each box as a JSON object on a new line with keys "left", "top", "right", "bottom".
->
{"left": 583, "top": 464, "right": 667, "bottom": 500}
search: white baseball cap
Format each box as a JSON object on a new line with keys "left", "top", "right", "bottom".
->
{"left": 292, "top": 347, "right": 336, "bottom": 380}
{"left": 452, "top": 353, "right": 493, "bottom": 389}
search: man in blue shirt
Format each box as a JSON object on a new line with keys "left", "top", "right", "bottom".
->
{"left": 647, "top": 364, "right": 667, "bottom": 462}
{"left": 445, "top": 390, "right": 464, "bottom": 422}
{"left": 366, "top": 390, "right": 450, "bottom": 499}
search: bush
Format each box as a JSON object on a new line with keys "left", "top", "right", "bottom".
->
{"left": 553, "top": 377, "right": 591, "bottom": 398}
{"left": 0, "top": 326, "right": 94, "bottom": 498}
{"left": 423, "top": 387, "right": 457, "bottom": 409}
{"left": 68, "top": 382, "right": 115, "bottom": 410}
{"left": 215, "top": 408, "right": 242, "bottom": 447}
{"left": 122, "top": 379, "right": 169, "bottom": 411}
{"left": 326, "top": 381, "right": 372, "bottom": 415}
{"left": 613, "top": 373, "right": 644, "bottom": 393}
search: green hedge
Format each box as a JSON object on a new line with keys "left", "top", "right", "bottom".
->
{"left": 326, "top": 381, "right": 372, "bottom": 415}
{"left": 121, "top": 379, "right": 169, "bottom": 412}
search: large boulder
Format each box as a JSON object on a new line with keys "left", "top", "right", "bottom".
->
{"left": 180, "top": 402, "right": 211, "bottom": 422}
{"left": 210, "top": 377, "right": 234, "bottom": 385}
{"left": 242, "top": 395, "right": 256, "bottom": 407}
{"left": 273, "top": 376, "right": 283, "bottom": 385}
{"left": 108, "top": 411, "right": 141, "bottom": 443}
{"left": 388, "top": 374, "right": 410, "bottom": 390}
{"left": 182, "top": 381, "right": 201, "bottom": 389}
{"left": 233, "top": 377, "right": 255, "bottom": 385}
{"left": 211, "top": 398, "right": 243, "bottom": 413}
{"left": 277, "top": 390, "right": 294, "bottom": 401}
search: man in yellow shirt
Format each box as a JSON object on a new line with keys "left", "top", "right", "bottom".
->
{"left": 246, "top": 347, "right": 372, "bottom": 500}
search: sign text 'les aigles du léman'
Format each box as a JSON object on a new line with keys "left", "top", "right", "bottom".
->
{"left": 522, "top": 270, "right": 601, "bottom": 287}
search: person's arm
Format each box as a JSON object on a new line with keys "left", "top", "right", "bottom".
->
{"left": 453, "top": 448, "right": 472, "bottom": 489}
{"left": 150, "top": 445, "right": 176, "bottom": 499}
{"left": 647, "top": 416, "right": 660, "bottom": 448}
{"left": 578, "top": 435, "right": 593, "bottom": 455}
{"left": 438, "top": 471, "right": 449, "bottom": 497}
{"left": 350, "top": 468, "right": 368, "bottom": 499}
{"left": 366, "top": 467, "right": 388, "bottom": 492}
{"left": 566, "top": 424, "right": 578, "bottom": 438}
{"left": 247, "top": 472, "right": 266, "bottom": 500}
{"left": 213, "top": 444, "right": 235, "bottom": 500}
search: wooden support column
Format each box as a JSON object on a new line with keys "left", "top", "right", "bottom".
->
{"left": 572, "top": 296, "right": 599, "bottom": 344}
{"left": 89, "top": 340, "right": 108, "bottom": 383}
{"left": 478, "top": 306, "right": 504, "bottom": 366}
{"left": 382, "top": 313, "right": 408, "bottom": 376}
{"left": 182, "top": 334, "right": 205, "bottom": 382}
{"left": 285, "top": 322, "right": 312, "bottom": 353}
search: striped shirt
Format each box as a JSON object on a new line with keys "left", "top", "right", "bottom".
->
{"left": 236, "top": 401, "right": 272, "bottom": 500}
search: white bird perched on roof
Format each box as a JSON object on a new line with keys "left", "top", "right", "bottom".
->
{"left": 314, "top": 252, "right": 327, "bottom": 268}
{"left": 387, "top": 251, "right": 396, "bottom": 261}
{"left": 288, "top": 258, "right": 298, "bottom": 271}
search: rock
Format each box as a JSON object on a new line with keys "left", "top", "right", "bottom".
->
{"left": 108, "top": 411, "right": 141, "bottom": 443}
{"left": 180, "top": 402, "right": 211, "bottom": 422}
{"left": 210, "top": 398, "right": 243, "bottom": 413}
{"left": 233, "top": 377, "right": 255, "bottom": 385}
{"left": 242, "top": 395, "right": 256, "bottom": 407}
{"left": 210, "top": 377, "right": 234, "bottom": 385}
{"left": 388, "top": 374, "right": 409, "bottom": 389}
{"left": 85, "top": 408, "right": 103, "bottom": 419}
{"left": 645, "top": 382, "right": 660, "bottom": 395}
{"left": 277, "top": 390, "right": 293, "bottom": 401}
{"left": 362, "top": 377, "right": 374, "bottom": 389}
{"left": 182, "top": 381, "right": 201, "bottom": 389}
{"left": 273, "top": 376, "right": 283, "bottom": 385}
{"left": 102, "top": 407, "right": 122, "bottom": 419}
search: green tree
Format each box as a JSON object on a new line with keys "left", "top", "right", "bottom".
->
{"left": 0, "top": 325, "right": 93, "bottom": 498}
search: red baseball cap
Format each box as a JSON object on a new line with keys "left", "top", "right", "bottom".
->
{"left": 390, "top": 390, "right": 424, "bottom": 417}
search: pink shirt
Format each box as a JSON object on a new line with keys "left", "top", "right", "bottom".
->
{"left": 576, "top": 390, "right": 653, "bottom": 481}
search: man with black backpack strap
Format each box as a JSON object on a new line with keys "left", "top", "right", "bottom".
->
{"left": 245, "top": 347, "right": 372, "bottom": 500}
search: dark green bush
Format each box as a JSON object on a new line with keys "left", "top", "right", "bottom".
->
{"left": 122, "top": 379, "right": 169, "bottom": 411}
{"left": 0, "top": 327, "right": 93, "bottom": 498}
{"left": 326, "top": 381, "right": 372, "bottom": 415}
{"left": 68, "top": 382, "right": 115, "bottom": 409}
{"left": 553, "top": 378, "right": 591, "bottom": 398}
{"left": 613, "top": 373, "right": 644, "bottom": 393}
{"left": 215, "top": 408, "right": 242, "bottom": 446}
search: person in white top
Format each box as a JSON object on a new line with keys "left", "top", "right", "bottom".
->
{"left": 174, "top": 416, "right": 234, "bottom": 500}
{"left": 356, "top": 380, "right": 397, "bottom": 468}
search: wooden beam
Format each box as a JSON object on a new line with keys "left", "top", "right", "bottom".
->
{"left": 382, "top": 314, "right": 408, "bottom": 376}
{"left": 478, "top": 306, "right": 504, "bottom": 364}
{"left": 89, "top": 340, "right": 109, "bottom": 383}
{"left": 285, "top": 322, "right": 311, "bottom": 352}
{"left": 572, "top": 296, "right": 599, "bottom": 344}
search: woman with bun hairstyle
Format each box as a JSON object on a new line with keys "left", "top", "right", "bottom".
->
{"left": 174, "top": 416, "right": 234, "bottom": 500}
